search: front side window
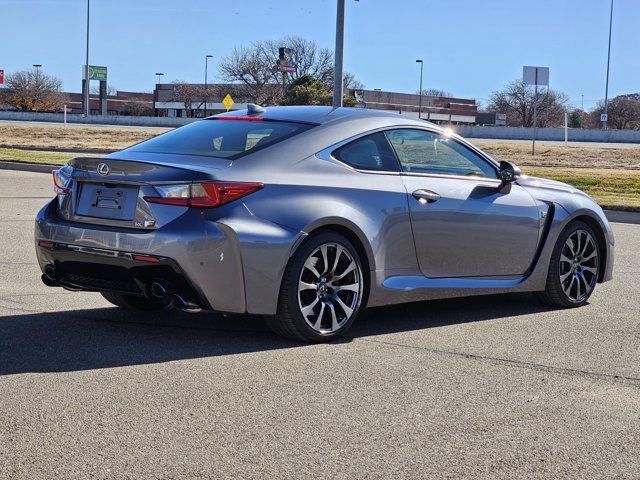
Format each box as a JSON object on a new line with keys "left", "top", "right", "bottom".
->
{"left": 126, "top": 119, "right": 312, "bottom": 159}
{"left": 385, "top": 129, "right": 497, "bottom": 178}
{"left": 332, "top": 132, "right": 399, "bottom": 172}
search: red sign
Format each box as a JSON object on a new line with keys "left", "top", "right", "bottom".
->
{"left": 0, "top": 70, "right": 4, "bottom": 85}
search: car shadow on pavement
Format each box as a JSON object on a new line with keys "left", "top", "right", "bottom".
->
{"left": 0, "top": 293, "right": 552, "bottom": 376}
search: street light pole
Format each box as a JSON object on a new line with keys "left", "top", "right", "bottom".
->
{"left": 84, "top": 0, "right": 90, "bottom": 117}
{"left": 204, "top": 55, "right": 212, "bottom": 117}
{"left": 603, "top": 0, "right": 614, "bottom": 130}
{"left": 155, "top": 72, "right": 164, "bottom": 85}
{"left": 416, "top": 59, "right": 423, "bottom": 119}
{"left": 332, "top": 0, "right": 345, "bottom": 108}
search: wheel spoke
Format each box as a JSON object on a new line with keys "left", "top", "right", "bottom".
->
{"left": 560, "top": 254, "right": 573, "bottom": 264}
{"left": 313, "top": 302, "right": 326, "bottom": 331}
{"left": 298, "top": 281, "right": 317, "bottom": 291}
{"left": 333, "top": 294, "right": 353, "bottom": 318}
{"left": 300, "top": 297, "right": 319, "bottom": 319}
{"left": 327, "top": 301, "right": 339, "bottom": 331}
{"left": 575, "top": 274, "right": 582, "bottom": 299}
{"left": 320, "top": 244, "right": 329, "bottom": 275}
{"left": 563, "top": 275, "right": 575, "bottom": 298}
{"left": 334, "top": 283, "right": 359, "bottom": 293}
{"left": 566, "top": 237, "right": 576, "bottom": 256}
{"left": 333, "top": 260, "right": 356, "bottom": 281}
{"left": 560, "top": 270, "right": 572, "bottom": 283}
{"left": 582, "top": 266, "right": 598, "bottom": 275}
{"left": 579, "top": 272, "right": 592, "bottom": 294}
{"left": 582, "top": 250, "right": 597, "bottom": 262}
{"left": 330, "top": 245, "right": 343, "bottom": 274}
{"left": 303, "top": 258, "right": 321, "bottom": 279}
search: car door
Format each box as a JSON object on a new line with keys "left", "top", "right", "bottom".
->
{"left": 386, "top": 128, "right": 542, "bottom": 278}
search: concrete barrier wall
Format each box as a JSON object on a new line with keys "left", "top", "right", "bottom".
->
{"left": 0, "top": 111, "right": 196, "bottom": 128}
{"left": 454, "top": 125, "right": 640, "bottom": 143}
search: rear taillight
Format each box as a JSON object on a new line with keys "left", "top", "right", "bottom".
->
{"left": 143, "top": 181, "right": 263, "bottom": 208}
{"left": 52, "top": 169, "right": 70, "bottom": 195}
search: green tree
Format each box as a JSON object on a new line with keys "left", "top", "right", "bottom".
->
{"left": 282, "top": 74, "right": 355, "bottom": 106}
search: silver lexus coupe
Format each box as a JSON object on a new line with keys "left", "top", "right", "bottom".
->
{"left": 35, "top": 106, "right": 614, "bottom": 342}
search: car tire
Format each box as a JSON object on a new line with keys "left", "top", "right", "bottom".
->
{"left": 537, "top": 220, "right": 601, "bottom": 308}
{"left": 101, "top": 291, "right": 166, "bottom": 311}
{"left": 267, "top": 231, "right": 365, "bottom": 342}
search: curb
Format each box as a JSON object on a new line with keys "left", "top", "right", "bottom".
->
{"left": 603, "top": 210, "right": 640, "bottom": 225}
{"left": 1, "top": 160, "right": 640, "bottom": 225}
{"left": 0, "top": 160, "right": 58, "bottom": 174}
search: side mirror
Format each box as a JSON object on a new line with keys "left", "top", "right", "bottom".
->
{"left": 499, "top": 161, "right": 521, "bottom": 184}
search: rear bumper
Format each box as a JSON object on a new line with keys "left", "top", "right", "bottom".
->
{"left": 35, "top": 199, "right": 302, "bottom": 314}
{"left": 36, "top": 241, "right": 211, "bottom": 309}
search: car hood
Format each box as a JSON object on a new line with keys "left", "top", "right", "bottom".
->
{"left": 517, "top": 174, "right": 581, "bottom": 195}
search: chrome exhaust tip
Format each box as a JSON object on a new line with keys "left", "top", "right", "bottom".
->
{"left": 171, "top": 293, "right": 202, "bottom": 313}
{"left": 149, "top": 281, "right": 168, "bottom": 299}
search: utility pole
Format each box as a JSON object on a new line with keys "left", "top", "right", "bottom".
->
{"left": 332, "top": 0, "right": 345, "bottom": 108}
{"left": 603, "top": 0, "right": 614, "bottom": 130}
{"left": 204, "top": 55, "right": 212, "bottom": 117}
{"left": 156, "top": 72, "right": 164, "bottom": 85}
{"left": 581, "top": 94, "right": 584, "bottom": 111}
{"left": 416, "top": 59, "right": 423, "bottom": 119}
{"left": 84, "top": 0, "right": 90, "bottom": 117}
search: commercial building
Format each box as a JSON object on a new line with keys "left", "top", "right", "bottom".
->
{"left": 61, "top": 91, "right": 154, "bottom": 116}
{"left": 350, "top": 89, "right": 477, "bottom": 124}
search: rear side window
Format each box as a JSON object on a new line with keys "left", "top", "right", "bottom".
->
{"left": 332, "top": 132, "right": 399, "bottom": 172}
{"left": 126, "top": 119, "right": 312, "bottom": 159}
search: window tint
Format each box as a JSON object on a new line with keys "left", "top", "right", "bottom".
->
{"left": 385, "top": 129, "right": 497, "bottom": 178}
{"left": 333, "top": 132, "right": 399, "bottom": 172}
{"left": 126, "top": 119, "right": 312, "bottom": 159}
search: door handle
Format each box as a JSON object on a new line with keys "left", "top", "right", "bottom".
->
{"left": 412, "top": 189, "right": 440, "bottom": 204}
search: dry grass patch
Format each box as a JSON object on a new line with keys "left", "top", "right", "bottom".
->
{"left": 0, "top": 125, "right": 163, "bottom": 152}
{"left": 473, "top": 139, "right": 640, "bottom": 169}
{"left": 0, "top": 148, "right": 93, "bottom": 165}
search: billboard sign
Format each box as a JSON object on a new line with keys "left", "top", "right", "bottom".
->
{"left": 277, "top": 47, "right": 296, "bottom": 73}
{"left": 83, "top": 65, "right": 108, "bottom": 81}
{"left": 523, "top": 66, "right": 549, "bottom": 86}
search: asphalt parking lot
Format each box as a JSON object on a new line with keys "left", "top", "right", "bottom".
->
{"left": 0, "top": 168, "right": 638, "bottom": 479}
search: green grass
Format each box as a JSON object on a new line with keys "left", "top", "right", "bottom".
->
{"left": 0, "top": 148, "right": 96, "bottom": 165}
{"left": 524, "top": 167, "right": 640, "bottom": 211}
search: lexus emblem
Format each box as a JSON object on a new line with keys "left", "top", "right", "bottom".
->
{"left": 97, "top": 163, "right": 110, "bottom": 176}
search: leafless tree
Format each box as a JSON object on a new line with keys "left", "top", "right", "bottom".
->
{"left": 590, "top": 94, "right": 640, "bottom": 130}
{"left": 90, "top": 84, "right": 118, "bottom": 96}
{"left": 171, "top": 81, "right": 208, "bottom": 117}
{"left": 4, "top": 68, "right": 63, "bottom": 111}
{"left": 417, "top": 88, "right": 453, "bottom": 98}
{"left": 218, "top": 36, "right": 362, "bottom": 105}
{"left": 486, "top": 79, "right": 570, "bottom": 127}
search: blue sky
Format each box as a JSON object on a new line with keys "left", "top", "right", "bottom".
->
{"left": 2, "top": 0, "right": 638, "bottom": 110}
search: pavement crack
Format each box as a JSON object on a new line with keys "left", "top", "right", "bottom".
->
{"left": 355, "top": 337, "right": 640, "bottom": 386}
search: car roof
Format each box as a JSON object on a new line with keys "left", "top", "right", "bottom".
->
{"left": 210, "top": 105, "right": 444, "bottom": 130}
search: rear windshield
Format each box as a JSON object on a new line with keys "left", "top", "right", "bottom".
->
{"left": 125, "top": 119, "right": 313, "bottom": 159}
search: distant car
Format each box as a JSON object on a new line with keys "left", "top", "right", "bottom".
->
{"left": 35, "top": 106, "right": 614, "bottom": 342}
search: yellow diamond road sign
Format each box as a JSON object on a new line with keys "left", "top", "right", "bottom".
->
{"left": 222, "top": 94, "right": 234, "bottom": 111}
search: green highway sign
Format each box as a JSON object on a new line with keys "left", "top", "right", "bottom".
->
{"left": 85, "top": 65, "right": 108, "bottom": 81}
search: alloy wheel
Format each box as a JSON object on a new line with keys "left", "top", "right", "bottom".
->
{"left": 559, "top": 229, "right": 599, "bottom": 303}
{"left": 297, "top": 242, "right": 362, "bottom": 334}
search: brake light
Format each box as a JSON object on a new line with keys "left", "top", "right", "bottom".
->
{"left": 52, "top": 169, "right": 70, "bottom": 195}
{"left": 213, "top": 116, "right": 263, "bottom": 121}
{"left": 143, "top": 181, "right": 263, "bottom": 208}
